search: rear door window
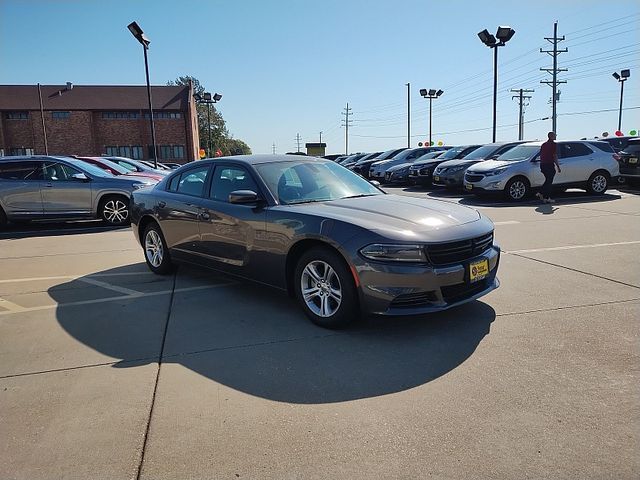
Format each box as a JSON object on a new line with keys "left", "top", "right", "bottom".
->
{"left": 0, "top": 161, "right": 42, "bottom": 180}
{"left": 173, "top": 165, "right": 210, "bottom": 197}
{"left": 210, "top": 166, "right": 259, "bottom": 202}
{"left": 560, "top": 143, "right": 593, "bottom": 158}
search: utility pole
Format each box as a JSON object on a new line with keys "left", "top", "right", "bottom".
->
{"left": 272, "top": 143, "right": 276, "bottom": 154}
{"left": 37, "top": 83, "right": 49, "bottom": 155}
{"left": 540, "top": 21, "right": 567, "bottom": 134}
{"left": 341, "top": 103, "right": 353, "bottom": 155}
{"left": 406, "top": 83, "right": 410, "bottom": 148}
{"left": 319, "top": 131, "right": 323, "bottom": 143}
{"left": 294, "top": 133, "right": 302, "bottom": 153}
{"left": 510, "top": 88, "right": 534, "bottom": 140}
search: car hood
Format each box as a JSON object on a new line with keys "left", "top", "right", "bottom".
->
{"left": 371, "top": 159, "right": 392, "bottom": 167}
{"left": 437, "top": 158, "right": 487, "bottom": 168}
{"left": 467, "top": 159, "right": 521, "bottom": 173}
{"left": 412, "top": 158, "right": 445, "bottom": 168}
{"left": 283, "top": 194, "right": 487, "bottom": 242}
{"left": 387, "top": 162, "right": 412, "bottom": 172}
{"left": 123, "top": 174, "right": 158, "bottom": 184}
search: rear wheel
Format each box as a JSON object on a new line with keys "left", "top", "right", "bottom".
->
{"left": 504, "top": 176, "right": 530, "bottom": 202}
{"left": 143, "top": 223, "right": 174, "bottom": 274}
{"left": 294, "top": 247, "right": 358, "bottom": 329}
{"left": 99, "top": 195, "right": 130, "bottom": 225}
{"left": 586, "top": 171, "right": 609, "bottom": 195}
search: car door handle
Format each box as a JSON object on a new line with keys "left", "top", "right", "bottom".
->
{"left": 158, "top": 201, "right": 166, "bottom": 208}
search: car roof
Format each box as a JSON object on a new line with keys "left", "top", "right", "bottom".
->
{"left": 197, "top": 154, "right": 329, "bottom": 166}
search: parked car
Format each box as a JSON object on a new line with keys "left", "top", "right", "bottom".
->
{"left": 0, "top": 156, "right": 155, "bottom": 227}
{"left": 615, "top": 138, "right": 640, "bottom": 183}
{"left": 131, "top": 154, "right": 500, "bottom": 328}
{"left": 76, "top": 156, "right": 164, "bottom": 182}
{"left": 599, "top": 136, "right": 638, "bottom": 153}
{"left": 339, "top": 152, "right": 369, "bottom": 168}
{"left": 102, "top": 156, "right": 169, "bottom": 177}
{"left": 370, "top": 147, "right": 446, "bottom": 183}
{"left": 351, "top": 148, "right": 407, "bottom": 178}
{"left": 464, "top": 141, "right": 619, "bottom": 201}
{"left": 432, "top": 142, "right": 524, "bottom": 189}
{"left": 322, "top": 154, "right": 344, "bottom": 161}
{"left": 409, "top": 145, "right": 481, "bottom": 186}
{"left": 346, "top": 151, "right": 382, "bottom": 169}
{"left": 161, "top": 162, "right": 183, "bottom": 169}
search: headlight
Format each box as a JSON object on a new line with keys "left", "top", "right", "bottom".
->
{"left": 132, "top": 183, "right": 148, "bottom": 190}
{"left": 484, "top": 167, "right": 508, "bottom": 177}
{"left": 360, "top": 244, "right": 426, "bottom": 263}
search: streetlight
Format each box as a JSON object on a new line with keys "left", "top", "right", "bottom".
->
{"left": 127, "top": 21, "right": 158, "bottom": 168}
{"left": 478, "top": 25, "right": 515, "bottom": 142}
{"left": 612, "top": 69, "right": 630, "bottom": 132}
{"left": 419, "top": 88, "right": 443, "bottom": 146}
{"left": 194, "top": 92, "right": 222, "bottom": 157}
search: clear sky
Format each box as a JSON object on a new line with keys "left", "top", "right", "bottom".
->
{"left": 1, "top": 0, "right": 639, "bottom": 155}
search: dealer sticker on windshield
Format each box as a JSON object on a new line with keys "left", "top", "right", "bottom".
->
{"left": 469, "top": 258, "right": 489, "bottom": 283}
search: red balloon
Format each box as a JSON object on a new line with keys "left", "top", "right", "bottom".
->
{"left": 615, "top": 130, "right": 624, "bottom": 137}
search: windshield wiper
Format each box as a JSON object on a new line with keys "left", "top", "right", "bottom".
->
{"left": 286, "top": 199, "right": 325, "bottom": 205}
{"left": 341, "top": 194, "right": 377, "bottom": 199}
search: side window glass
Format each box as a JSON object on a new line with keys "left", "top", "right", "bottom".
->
{"left": 43, "top": 162, "right": 78, "bottom": 181}
{"left": 168, "top": 175, "right": 180, "bottom": 192}
{"left": 175, "top": 166, "right": 209, "bottom": 197}
{"left": 0, "top": 161, "right": 42, "bottom": 180}
{"left": 562, "top": 143, "right": 592, "bottom": 158}
{"left": 210, "top": 166, "right": 258, "bottom": 202}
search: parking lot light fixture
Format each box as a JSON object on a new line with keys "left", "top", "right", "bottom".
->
{"left": 613, "top": 69, "right": 631, "bottom": 131}
{"left": 420, "top": 88, "right": 444, "bottom": 146}
{"left": 127, "top": 21, "right": 158, "bottom": 168}
{"left": 478, "top": 26, "right": 515, "bottom": 142}
{"left": 195, "top": 91, "right": 223, "bottom": 157}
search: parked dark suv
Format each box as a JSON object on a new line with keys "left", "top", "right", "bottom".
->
{"left": 0, "top": 156, "right": 155, "bottom": 227}
{"left": 616, "top": 138, "right": 640, "bottom": 183}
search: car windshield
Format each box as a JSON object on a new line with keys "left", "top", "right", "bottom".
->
{"left": 462, "top": 144, "right": 501, "bottom": 160}
{"left": 416, "top": 151, "right": 444, "bottom": 161}
{"left": 256, "top": 160, "right": 383, "bottom": 205}
{"left": 65, "top": 158, "right": 115, "bottom": 177}
{"left": 496, "top": 144, "right": 540, "bottom": 162}
{"left": 438, "top": 146, "right": 469, "bottom": 160}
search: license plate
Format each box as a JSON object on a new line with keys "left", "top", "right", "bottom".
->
{"left": 465, "top": 183, "right": 473, "bottom": 190}
{"left": 629, "top": 157, "right": 638, "bottom": 164}
{"left": 469, "top": 259, "right": 489, "bottom": 283}
{"left": 433, "top": 176, "right": 440, "bottom": 182}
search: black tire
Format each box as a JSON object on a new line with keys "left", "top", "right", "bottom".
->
{"left": 586, "top": 171, "right": 609, "bottom": 195}
{"left": 294, "top": 247, "right": 358, "bottom": 329}
{"left": 99, "top": 195, "right": 130, "bottom": 226}
{"left": 504, "top": 176, "right": 530, "bottom": 202}
{"left": 142, "top": 223, "right": 174, "bottom": 274}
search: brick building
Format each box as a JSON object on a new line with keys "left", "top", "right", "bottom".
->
{"left": 0, "top": 84, "right": 200, "bottom": 163}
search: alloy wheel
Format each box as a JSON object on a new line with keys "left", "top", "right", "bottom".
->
{"left": 145, "top": 229, "right": 164, "bottom": 268}
{"left": 509, "top": 180, "right": 526, "bottom": 200}
{"left": 300, "top": 260, "right": 343, "bottom": 318}
{"left": 103, "top": 199, "right": 129, "bottom": 224}
{"left": 591, "top": 174, "right": 607, "bottom": 193}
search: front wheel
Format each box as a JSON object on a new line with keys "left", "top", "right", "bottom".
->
{"left": 143, "top": 223, "right": 174, "bottom": 274}
{"left": 586, "top": 171, "right": 609, "bottom": 195}
{"left": 99, "top": 195, "right": 130, "bottom": 225}
{"left": 504, "top": 177, "right": 530, "bottom": 202}
{"left": 294, "top": 247, "right": 358, "bottom": 329}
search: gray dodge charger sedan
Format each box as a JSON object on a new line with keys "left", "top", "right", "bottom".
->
{"left": 131, "top": 155, "right": 500, "bottom": 328}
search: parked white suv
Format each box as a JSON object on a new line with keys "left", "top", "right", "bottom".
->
{"left": 463, "top": 141, "right": 619, "bottom": 201}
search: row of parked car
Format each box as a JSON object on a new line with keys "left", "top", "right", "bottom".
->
{"left": 328, "top": 136, "right": 638, "bottom": 201}
{"left": 0, "top": 155, "right": 175, "bottom": 227}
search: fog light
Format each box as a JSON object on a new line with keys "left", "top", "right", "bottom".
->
{"left": 487, "top": 181, "right": 502, "bottom": 189}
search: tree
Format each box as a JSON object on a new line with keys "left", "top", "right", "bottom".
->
{"left": 167, "top": 75, "right": 251, "bottom": 156}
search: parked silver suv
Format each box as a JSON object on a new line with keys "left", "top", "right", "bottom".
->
{"left": 0, "top": 156, "right": 156, "bottom": 227}
{"left": 463, "top": 141, "right": 619, "bottom": 201}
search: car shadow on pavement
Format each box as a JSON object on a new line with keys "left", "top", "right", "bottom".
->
{"left": 456, "top": 191, "right": 622, "bottom": 208}
{"left": 0, "top": 220, "right": 128, "bottom": 240}
{"left": 49, "top": 264, "right": 496, "bottom": 404}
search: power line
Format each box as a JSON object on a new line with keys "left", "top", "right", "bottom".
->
{"left": 341, "top": 102, "right": 353, "bottom": 155}
{"left": 540, "top": 21, "right": 568, "bottom": 133}
{"left": 511, "top": 88, "right": 534, "bottom": 140}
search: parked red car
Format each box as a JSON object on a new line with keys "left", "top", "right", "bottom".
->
{"left": 75, "top": 157, "right": 164, "bottom": 182}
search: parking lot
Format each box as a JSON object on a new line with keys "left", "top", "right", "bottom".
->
{"left": 1, "top": 186, "right": 639, "bottom": 479}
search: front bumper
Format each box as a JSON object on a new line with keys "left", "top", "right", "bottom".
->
{"left": 356, "top": 245, "right": 500, "bottom": 315}
{"left": 386, "top": 171, "right": 410, "bottom": 184}
{"left": 463, "top": 175, "right": 506, "bottom": 193}
{"left": 433, "top": 171, "right": 465, "bottom": 188}
{"left": 409, "top": 168, "right": 433, "bottom": 184}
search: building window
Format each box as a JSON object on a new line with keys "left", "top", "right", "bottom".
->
{"left": 5, "top": 112, "right": 28, "bottom": 120}
{"left": 9, "top": 147, "right": 35, "bottom": 155}
{"left": 105, "top": 145, "right": 144, "bottom": 159}
{"left": 144, "top": 111, "right": 182, "bottom": 119}
{"left": 52, "top": 111, "right": 70, "bottom": 119}
{"left": 101, "top": 111, "right": 140, "bottom": 119}
{"left": 156, "top": 144, "right": 185, "bottom": 160}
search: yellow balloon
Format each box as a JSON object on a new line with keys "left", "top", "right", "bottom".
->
{"left": 437, "top": 141, "right": 443, "bottom": 146}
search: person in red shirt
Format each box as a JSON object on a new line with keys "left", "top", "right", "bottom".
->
{"left": 536, "top": 132, "right": 562, "bottom": 203}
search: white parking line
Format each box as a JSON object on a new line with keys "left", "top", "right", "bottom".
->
{"left": 0, "top": 297, "right": 27, "bottom": 313}
{"left": 506, "top": 240, "right": 640, "bottom": 254}
{"left": 76, "top": 277, "right": 143, "bottom": 296}
{"left": 0, "top": 283, "right": 236, "bottom": 316}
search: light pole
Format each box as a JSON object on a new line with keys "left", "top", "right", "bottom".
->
{"left": 127, "top": 21, "right": 158, "bottom": 168}
{"left": 478, "top": 26, "right": 515, "bottom": 142}
{"left": 194, "top": 92, "right": 222, "bottom": 157}
{"left": 419, "top": 88, "right": 443, "bottom": 146}
{"left": 612, "top": 69, "right": 630, "bottom": 132}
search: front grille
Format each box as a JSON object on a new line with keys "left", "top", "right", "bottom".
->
{"left": 465, "top": 174, "right": 484, "bottom": 183}
{"left": 390, "top": 291, "right": 438, "bottom": 308}
{"left": 425, "top": 232, "right": 494, "bottom": 265}
{"left": 441, "top": 279, "right": 490, "bottom": 304}
{"left": 419, "top": 168, "right": 431, "bottom": 175}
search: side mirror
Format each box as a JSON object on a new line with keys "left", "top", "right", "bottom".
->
{"left": 369, "top": 180, "right": 381, "bottom": 187}
{"left": 228, "top": 190, "right": 260, "bottom": 204}
{"left": 71, "top": 173, "right": 90, "bottom": 182}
